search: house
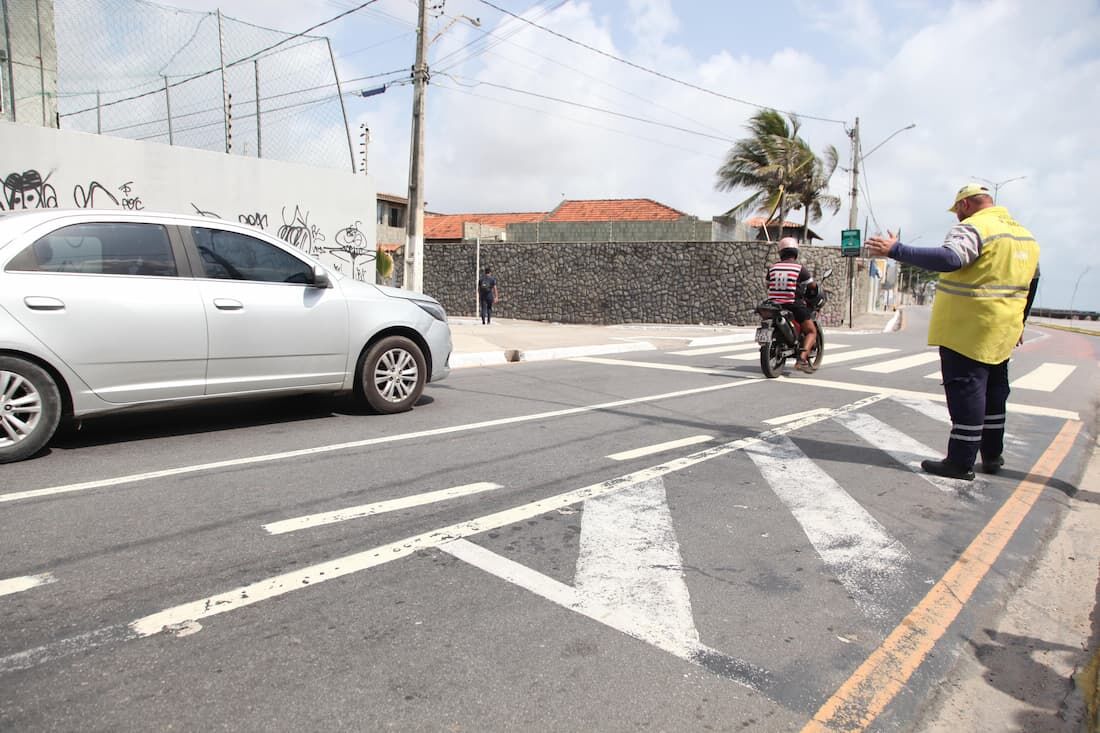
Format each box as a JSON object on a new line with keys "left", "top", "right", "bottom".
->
{"left": 743, "top": 216, "right": 823, "bottom": 244}
{"left": 423, "top": 198, "right": 711, "bottom": 244}
{"left": 376, "top": 192, "right": 408, "bottom": 253}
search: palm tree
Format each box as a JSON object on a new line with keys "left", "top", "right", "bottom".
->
{"left": 715, "top": 109, "right": 808, "bottom": 241}
{"left": 789, "top": 142, "right": 841, "bottom": 243}
{"left": 716, "top": 109, "right": 840, "bottom": 243}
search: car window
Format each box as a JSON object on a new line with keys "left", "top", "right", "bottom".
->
{"left": 5, "top": 222, "right": 178, "bottom": 276}
{"left": 191, "top": 227, "right": 313, "bottom": 284}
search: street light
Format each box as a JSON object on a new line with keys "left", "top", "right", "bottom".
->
{"left": 1070, "top": 266, "right": 1092, "bottom": 317}
{"left": 861, "top": 123, "right": 916, "bottom": 161}
{"left": 970, "top": 175, "right": 1026, "bottom": 204}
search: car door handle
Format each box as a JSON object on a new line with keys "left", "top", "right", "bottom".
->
{"left": 24, "top": 296, "right": 65, "bottom": 311}
{"left": 213, "top": 298, "right": 244, "bottom": 311}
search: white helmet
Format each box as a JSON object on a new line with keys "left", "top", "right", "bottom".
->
{"left": 777, "top": 237, "right": 799, "bottom": 256}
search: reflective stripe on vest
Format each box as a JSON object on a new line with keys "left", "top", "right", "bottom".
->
{"left": 927, "top": 206, "right": 1039, "bottom": 364}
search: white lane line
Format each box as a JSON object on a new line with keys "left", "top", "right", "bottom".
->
{"left": 0, "top": 379, "right": 760, "bottom": 505}
{"left": 262, "top": 482, "right": 502, "bottom": 535}
{"left": 720, "top": 343, "right": 854, "bottom": 361}
{"left": 745, "top": 435, "right": 912, "bottom": 622}
{"left": 606, "top": 435, "right": 713, "bottom": 461}
{"left": 1011, "top": 363, "right": 1077, "bottom": 392}
{"left": 686, "top": 334, "right": 756, "bottom": 347}
{"left": 853, "top": 351, "right": 941, "bottom": 374}
{"left": 569, "top": 356, "right": 752, "bottom": 377}
{"left": 763, "top": 408, "right": 833, "bottom": 425}
{"left": 126, "top": 393, "right": 887, "bottom": 638}
{"left": 575, "top": 478, "right": 698, "bottom": 648}
{"left": 832, "top": 410, "right": 986, "bottom": 498}
{"left": 890, "top": 395, "right": 951, "bottom": 424}
{"left": 671, "top": 342, "right": 759, "bottom": 356}
{"left": 924, "top": 370, "right": 941, "bottom": 380}
{"left": 812, "top": 347, "right": 898, "bottom": 365}
{"left": 568, "top": 356, "right": 1079, "bottom": 420}
{"left": 775, "top": 376, "right": 1079, "bottom": 421}
{"left": 0, "top": 573, "right": 56, "bottom": 597}
{"left": 441, "top": 537, "right": 770, "bottom": 690}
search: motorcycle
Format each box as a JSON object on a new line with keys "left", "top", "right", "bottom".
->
{"left": 754, "top": 268, "right": 832, "bottom": 378}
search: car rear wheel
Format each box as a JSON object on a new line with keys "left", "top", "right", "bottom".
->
{"left": 0, "top": 357, "right": 62, "bottom": 463}
{"left": 358, "top": 335, "right": 426, "bottom": 413}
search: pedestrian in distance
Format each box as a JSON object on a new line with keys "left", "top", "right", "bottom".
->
{"left": 477, "top": 266, "right": 499, "bottom": 325}
{"left": 865, "top": 183, "right": 1040, "bottom": 481}
{"left": 766, "top": 237, "right": 818, "bottom": 372}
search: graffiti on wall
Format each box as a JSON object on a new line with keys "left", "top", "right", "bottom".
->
{"left": 2, "top": 167, "right": 379, "bottom": 281}
{"left": 2, "top": 170, "right": 59, "bottom": 210}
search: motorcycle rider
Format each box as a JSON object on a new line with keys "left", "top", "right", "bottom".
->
{"left": 766, "top": 237, "right": 817, "bottom": 373}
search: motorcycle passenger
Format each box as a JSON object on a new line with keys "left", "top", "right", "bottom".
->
{"left": 766, "top": 237, "right": 817, "bottom": 373}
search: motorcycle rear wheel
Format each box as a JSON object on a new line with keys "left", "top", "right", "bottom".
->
{"left": 760, "top": 341, "right": 785, "bottom": 378}
{"left": 807, "top": 322, "right": 824, "bottom": 369}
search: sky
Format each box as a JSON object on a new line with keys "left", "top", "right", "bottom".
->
{"left": 117, "top": 0, "right": 1099, "bottom": 310}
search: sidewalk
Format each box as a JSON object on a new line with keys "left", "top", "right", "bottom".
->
{"left": 448, "top": 310, "right": 901, "bottom": 368}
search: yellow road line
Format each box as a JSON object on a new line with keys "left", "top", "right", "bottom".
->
{"left": 803, "top": 419, "right": 1083, "bottom": 732}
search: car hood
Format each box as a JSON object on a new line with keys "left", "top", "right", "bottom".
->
{"left": 339, "top": 278, "right": 443, "bottom": 306}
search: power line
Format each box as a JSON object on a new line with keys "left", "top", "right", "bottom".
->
{"left": 446, "top": 75, "right": 734, "bottom": 143}
{"left": 474, "top": 0, "right": 847, "bottom": 125}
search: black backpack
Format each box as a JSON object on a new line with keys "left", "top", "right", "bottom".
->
{"left": 478, "top": 274, "right": 493, "bottom": 294}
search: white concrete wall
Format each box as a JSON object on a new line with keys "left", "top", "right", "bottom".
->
{"left": 0, "top": 121, "right": 380, "bottom": 281}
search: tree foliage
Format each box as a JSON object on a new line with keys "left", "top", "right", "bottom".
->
{"left": 716, "top": 108, "right": 840, "bottom": 242}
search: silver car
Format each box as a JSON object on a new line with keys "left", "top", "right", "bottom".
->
{"left": 0, "top": 209, "right": 451, "bottom": 463}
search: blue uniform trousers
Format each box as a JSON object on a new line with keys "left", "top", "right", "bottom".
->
{"left": 938, "top": 346, "right": 1010, "bottom": 469}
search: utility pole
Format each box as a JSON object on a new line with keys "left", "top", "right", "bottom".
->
{"left": 847, "top": 116, "right": 860, "bottom": 329}
{"left": 404, "top": 0, "right": 429, "bottom": 293}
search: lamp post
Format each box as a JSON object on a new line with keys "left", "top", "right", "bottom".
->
{"left": 1070, "top": 266, "right": 1092, "bottom": 318}
{"left": 846, "top": 121, "right": 917, "bottom": 327}
{"left": 970, "top": 175, "right": 1026, "bottom": 204}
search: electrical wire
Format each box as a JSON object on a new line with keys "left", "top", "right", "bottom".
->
{"left": 474, "top": 0, "right": 847, "bottom": 125}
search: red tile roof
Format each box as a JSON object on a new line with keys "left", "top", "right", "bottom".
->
{"left": 423, "top": 212, "right": 546, "bottom": 240}
{"left": 546, "top": 198, "right": 686, "bottom": 222}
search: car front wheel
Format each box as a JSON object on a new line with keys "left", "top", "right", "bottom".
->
{"left": 0, "top": 356, "right": 62, "bottom": 463}
{"left": 358, "top": 335, "right": 426, "bottom": 413}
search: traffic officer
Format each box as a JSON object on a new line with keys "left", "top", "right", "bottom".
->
{"left": 865, "top": 183, "right": 1040, "bottom": 481}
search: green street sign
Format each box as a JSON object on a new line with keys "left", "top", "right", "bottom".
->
{"left": 841, "top": 228, "right": 861, "bottom": 257}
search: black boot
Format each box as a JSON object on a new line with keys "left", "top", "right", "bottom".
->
{"left": 920, "top": 458, "right": 975, "bottom": 481}
{"left": 980, "top": 455, "right": 1004, "bottom": 474}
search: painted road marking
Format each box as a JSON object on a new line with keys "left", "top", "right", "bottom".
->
{"left": 720, "top": 343, "right": 854, "bottom": 361}
{"left": 262, "top": 482, "right": 502, "bottom": 535}
{"left": 686, "top": 334, "right": 756, "bottom": 347}
{"left": 672, "top": 342, "right": 759, "bottom": 356}
{"left": 924, "top": 370, "right": 940, "bottom": 380}
{"left": 745, "top": 435, "right": 912, "bottom": 622}
{"left": 120, "top": 394, "right": 886, "bottom": 639}
{"left": 442, "top": 536, "right": 772, "bottom": 692}
{"left": 853, "top": 351, "right": 941, "bottom": 374}
{"left": 574, "top": 478, "right": 698, "bottom": 648}
{"left": 569, "top": 357, "right": 1079, "bottom": 421}
{"left": 764, "top": 408, "right": 833, "bottom": 425}
{"left": 803, "top": 419, "right": 1081, "bottom": 733}
{"left": 832, "top": 411, "right": 985, "bottom": 498}
{"left": 0, "top": 573, "right": 56, "bottom": 597}
{"left": 0, "top": 379, "right": 761, "bottom": 505}
{"left": 606, "top": 435, "right": 713, "bottom": 461}
{"left": 1011, "top": 363, "right": 1077, "bottom": 392}
{"left": 810, "top": 347, "right": 898, "bottom": 365}
{"left": 570, "top": 357, "right": 751, "bottom": 376}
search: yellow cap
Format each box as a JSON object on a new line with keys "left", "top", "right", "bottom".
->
{"left": 948, "top": 183, "right": 992, "bottom": 212}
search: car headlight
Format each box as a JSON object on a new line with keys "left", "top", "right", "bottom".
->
{"left": 414, "top": 300, "right": 447, "bottom": 322}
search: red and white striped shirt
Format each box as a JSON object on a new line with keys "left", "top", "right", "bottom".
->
{"left": 766, "top": 261, "right": 810, "bottom": 303}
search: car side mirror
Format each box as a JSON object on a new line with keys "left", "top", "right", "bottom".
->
{"left": 311, "top": 265, "right": 332, "bottom": 289}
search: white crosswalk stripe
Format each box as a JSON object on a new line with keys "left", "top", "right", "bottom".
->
{"left": 1011, "top": 363, "right": 1077, "bottom": 392}
{"left": 721, "top": 343, "right": 854, "bottom": 361}
{"left": 853, "top": 351, "right": 940, "bottom": 374}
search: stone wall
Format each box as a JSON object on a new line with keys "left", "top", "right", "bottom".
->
{"left": 411, "top": 240, "right": 867, "bottom": 328}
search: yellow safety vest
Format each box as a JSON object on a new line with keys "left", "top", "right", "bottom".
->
{"left": 928, "top": 206, "right": 1040, "bottom": 364}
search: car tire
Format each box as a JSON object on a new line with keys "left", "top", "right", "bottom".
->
{"left": 358, "top": 335, "right": 426, "bottom": 414}
{"left": 0, "top": 356, "right": 62, "bottom": 464}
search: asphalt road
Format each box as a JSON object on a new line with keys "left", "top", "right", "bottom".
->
{"left": 2, "top": 312, "right": 1097, "bottom": 731}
